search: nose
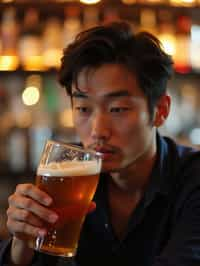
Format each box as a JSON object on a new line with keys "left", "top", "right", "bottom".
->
{"left": 91, "top": 111, "right": 111, "bottom": 142}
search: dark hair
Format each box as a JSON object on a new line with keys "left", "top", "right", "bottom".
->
{"left": 59, "top": 21, "right": 173, "bottom": 119}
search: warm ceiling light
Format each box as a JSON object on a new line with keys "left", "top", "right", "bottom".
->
{"left": 80, "top": 0, "right": 101, "bottom": 4}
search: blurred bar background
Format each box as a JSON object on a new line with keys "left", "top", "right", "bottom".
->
{"left": 0, "top": 0, "right": 200, "bottom": 239}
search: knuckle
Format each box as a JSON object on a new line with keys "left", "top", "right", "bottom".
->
{"left": 6, "top": 207, "right": 11, "bottom": 217}
{"left": 15, "top": 184, "right": 22, "bottom": 192}
{"left": 23, "top": 183, "right": 33, "bottom": 193}
{"left": 8, "top": 194, "right": 14, "bottom": 204}
{"left": 16, "top": 183, "right": 33, "bottom": 194}
{"left": 6, "top": 219, "right": 10, "bottom": 227}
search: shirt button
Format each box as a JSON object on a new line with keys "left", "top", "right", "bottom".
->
{"left": 105, "top": 223, "right": 109, "bottom": 229}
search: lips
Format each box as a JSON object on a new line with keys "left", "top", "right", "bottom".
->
{"left": 93, "top": 147, "right": 115, "bottom": 160}
{"left": 93, "top": 146, "right": 114, "bottom": 153}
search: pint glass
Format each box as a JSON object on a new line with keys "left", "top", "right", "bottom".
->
{"left": 29, "top": 140, "right": 102, "bottom": 257}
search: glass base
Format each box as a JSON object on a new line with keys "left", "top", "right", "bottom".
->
{"left": 32, "top": 236, "right": 77, "bottom": 257}
{"left": 37, "top": 249, "right": 76, "bottom": 266}
{"left": 36, "top": 246, "right": 76, "bottom": 257}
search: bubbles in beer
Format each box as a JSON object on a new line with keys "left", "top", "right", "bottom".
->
{"left": 35, "top": 160, "right": 100, "bottom": 257}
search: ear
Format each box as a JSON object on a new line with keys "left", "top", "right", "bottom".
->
{"left": 153, "top": 94, "right": 171, "bottom": 127}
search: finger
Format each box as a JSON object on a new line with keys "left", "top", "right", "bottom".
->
{"left": 9, "top": 195, "right": 58, "bottom": 224}
{"left": 15, "top": 184, "right": 52, "bottom": 206}
{"left": 7, "top": 219, "right": 46, "bottom": 238}
{"left": 88, "top": 201, "right": 96, "bottom": 213}
{"left": 7, "top": 207, "right": 44, "bottom": 228}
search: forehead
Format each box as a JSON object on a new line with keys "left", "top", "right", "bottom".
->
{"left": 72, "top": 64, "right": 144, "bottom": 99}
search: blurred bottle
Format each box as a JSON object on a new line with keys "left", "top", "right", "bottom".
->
{"left": 190, "top": 24, "right": 200, "bottom": 72}
{"left": 0, "top": 7, "right": 19, "bottom": 70}
{"left": 63, "top": 6, "right": 82, "bottom": 48}
{"left": 174, "top": 15, "right": 191, "bottom": 73}
{"left": 7, "top": 83, "right": 31, "bottom": 173}
{"left": 7, "top": 126, "right": 28, "bottom": 172}
{"left": 83, "top": 6, "right": 99, "bottom": 30}
{"left": 121, "top": 0, "right": 136, "bottom": 4}
{"left": 158, "top": 10, "right": 176, "bottom": 58}
{"left": 140, "top": 8, "right": 157, "bottom": 35}
{"left": 102, "top": 7, "right": 120, "bottom": 24}
{"left": 0, "top": 86, "right": 11, "bottom": 170}
{"left": 18, "top": 8, "right": 44, "bottom": 71}
{"left": 42, "top": 17, "right": 63, "bottom": 70}
{"left": 169, "top": 0, "right": 196, "bottom": 7}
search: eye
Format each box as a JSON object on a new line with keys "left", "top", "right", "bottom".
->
{"left": 110, "top": 107, "right": 130, "bottom": 113}
{"left": 75, "top": 107, "right": 91, "bottom": 113}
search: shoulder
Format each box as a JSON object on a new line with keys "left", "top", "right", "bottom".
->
{"left": 164, "top": 136, "right": 200, "bottom": 174}
{"left": 158, "top": 135, "right": 200, "bottom": 196}
{"left": 161, "top": 136, "right": 200, "bottom": 210}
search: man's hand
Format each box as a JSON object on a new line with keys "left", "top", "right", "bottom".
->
{"left": 7, "top": 183, "right": 58, "bottom": 265}
{"left": 6, "top": 183, "right": 96, "bottom": 265}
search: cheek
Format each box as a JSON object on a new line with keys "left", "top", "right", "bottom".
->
{"left": 73, "top": 115, "right": 91, "bottom": 141}
{"left": 140, "top": 110, "right": 150, "bottom": 123}
{"left": 116, "top": 111, "right": 150, "bottom": 139}
{"left": 116, "top": 113, "right": 153, "bottom": 161}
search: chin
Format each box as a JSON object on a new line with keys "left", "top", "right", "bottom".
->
{"left": 101, "top": 161, "right": 122, "bottom": 173}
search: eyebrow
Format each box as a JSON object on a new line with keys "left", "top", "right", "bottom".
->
{"left": 72, "top": 90, "right": 131, "bottom": 98}
{"left": 72, "top": 91, "right": 88, "bottom": 98}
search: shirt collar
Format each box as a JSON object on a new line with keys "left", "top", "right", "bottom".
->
{"left": 143, "top": 132, "right": 172, "bottom": 207}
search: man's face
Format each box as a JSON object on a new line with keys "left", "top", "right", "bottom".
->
{"left": 72, "top": 64, "right": 156, "bottom": 172}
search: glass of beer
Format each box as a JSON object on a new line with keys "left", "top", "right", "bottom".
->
{"left": 29, "top": 140, "right": 102, "bottom": 258}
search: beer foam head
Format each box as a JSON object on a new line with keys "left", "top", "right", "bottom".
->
{"left": 37, "top": 160, "right": 101, "bottom": 177}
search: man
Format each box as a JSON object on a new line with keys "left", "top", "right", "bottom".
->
{"left": 1, "top": 21, "right": 200, "bottom": 266}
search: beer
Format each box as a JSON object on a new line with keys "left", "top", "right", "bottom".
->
{"left": 31, "top": 160, "right": 100, "bottom": 257}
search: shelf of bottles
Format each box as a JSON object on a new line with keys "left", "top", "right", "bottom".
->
{"left": 0, "top": 2, "right": 200, "bottom": 72}
{"left": 0, "top": 1, "right": 200, "bottom": 175}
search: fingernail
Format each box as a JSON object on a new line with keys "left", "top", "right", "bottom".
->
{"left": 49, "top": 214, "right": 58, "bottom": 223}
{"left": 44, "top": 198, "right": 52, "bottom": 206}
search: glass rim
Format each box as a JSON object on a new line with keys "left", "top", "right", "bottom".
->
{"left": 45, "top": 139, "right": 102, "bottom": 158}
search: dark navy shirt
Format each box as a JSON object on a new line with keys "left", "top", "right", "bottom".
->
{"left": 1, "top": 134, "right": 200, "bottom": 266}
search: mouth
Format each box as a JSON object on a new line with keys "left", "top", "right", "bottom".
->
{"left": 93, "top": 147, "right": 115, "bottom": 160}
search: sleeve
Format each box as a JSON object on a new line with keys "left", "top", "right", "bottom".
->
{"left": 154, "top": 187, "right": 200, "bottom": 266}
{"left": 40, "top": 256, "right": 78, "bottom": 266}
{"left": 0, "top": 238, "right": 12, "bottom": 266}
